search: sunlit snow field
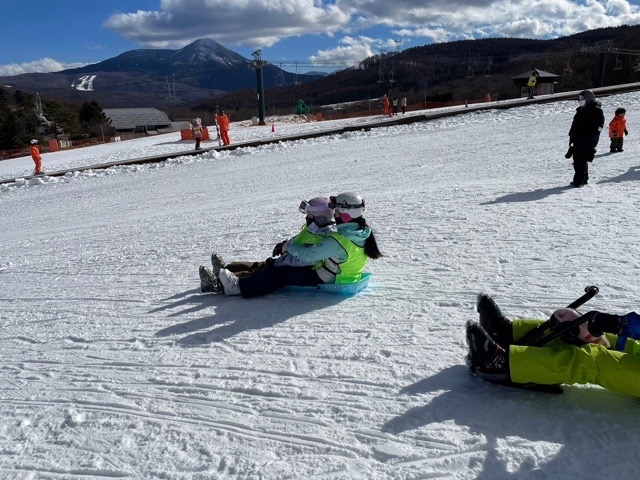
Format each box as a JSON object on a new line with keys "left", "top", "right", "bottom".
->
{"left": 1, "top": 91, "right": 640, "bottom": 479}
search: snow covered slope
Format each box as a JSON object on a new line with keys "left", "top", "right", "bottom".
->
{"left": 1, "top": 92, "right": 640, "bottom": 478}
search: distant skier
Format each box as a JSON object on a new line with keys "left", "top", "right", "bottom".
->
{"left": 216, "top": 111, "right": 230, "bottom": 146}
{"left": 526, "top": 69, "right": 539, "bottom": 99}
{"left": 191, "top": 118, "right": 203, "bottom": 150}
{"left": 382, "top": 95, "right": 390, "bottom": 116}
{"left": 29, "top": 139, "right": 43, "bottom": 175}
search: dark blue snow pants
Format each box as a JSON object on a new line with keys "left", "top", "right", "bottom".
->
{"left": 238, "top": 266, "right": 323, "bottom": 298}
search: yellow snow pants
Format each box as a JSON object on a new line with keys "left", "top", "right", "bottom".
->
{"left": 509, "top": 319, "right": 640, "bottom": 397}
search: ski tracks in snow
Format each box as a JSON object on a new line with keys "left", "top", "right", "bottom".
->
{"left": 2, "top": 94, "right": 640, "bottom": 478}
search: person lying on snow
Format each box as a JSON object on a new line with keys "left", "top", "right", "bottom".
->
{"left": 204, "top": 192, "right": 382, "bottom": 298}
{"left": 466, "top": 293, "right": 640, "bottom": 397}
{"left": 199, "top": 196, "right": 338, "bottom": 291}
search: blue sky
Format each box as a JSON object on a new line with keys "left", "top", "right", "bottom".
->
{"left": 3, "top": 0, "right": 640, "bottom": 76}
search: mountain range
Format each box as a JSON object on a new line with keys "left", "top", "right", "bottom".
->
{"left": 4, "top": 26, "right": 640, "bottom": 117}
{"left": 0, "top": 39, "right": 325, "bottom": 109}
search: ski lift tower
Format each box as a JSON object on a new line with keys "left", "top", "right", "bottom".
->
{"left": 252, "top": 50, "right": 268, "bottom": 125}
{"left": 35, "top": 92, "right": 52, "bottom": 126}
{"left": 377, "top": 49, "right": 396, "bottom": 87}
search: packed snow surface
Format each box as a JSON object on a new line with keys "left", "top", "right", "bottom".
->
{"left": 2, "top": 93, "right": 640, "bottom": 479}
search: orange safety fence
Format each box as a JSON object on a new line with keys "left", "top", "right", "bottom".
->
{"left": 1, "top": 97, "right": 492, "bottom": 158}
{"left": 319, "top": 97, "right": 491, "bottom": 121}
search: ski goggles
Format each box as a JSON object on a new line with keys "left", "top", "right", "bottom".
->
{"left": 328, "top": 196, "right": 365, "bottom": 211}
{"left": 299, "top": 200, "right": 333, "bottom": 214}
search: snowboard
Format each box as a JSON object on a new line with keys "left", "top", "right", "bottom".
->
{"left": 285, "top": 272, "right": 371, "bottom": 296}
{"left": 490, "top": 379, "right": 564, "bottom": 394}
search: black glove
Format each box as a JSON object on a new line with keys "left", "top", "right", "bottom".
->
{"left": 272, "top": 241, "right": 286, "bottom": 257}
{"left": 265, "top": 257, "right": 276, "bottom": 268}
{"left": 564, "top": 145, "right": 574, "bottom": 159}
{"left": 625, "top": 128, "right": 629, "bottom": 136}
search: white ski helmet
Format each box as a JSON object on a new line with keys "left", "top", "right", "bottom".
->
{"left": 551, "top": 308, "right": 610, "bottom": 347}
{"left": 330, "top": 192, "right": 365, "bottom": 220}
{"left": 299, "top": 197, "right": 335, "bottom": 227}
{"left": 30, "top": 139, "right": 38, "bottom": 145}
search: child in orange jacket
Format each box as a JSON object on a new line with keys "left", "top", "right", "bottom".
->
{"left": 29, "top": 139, "right": 43, "bottom": 174}
{"left": 609, "top": 107, "right": 628, "bottom": 153}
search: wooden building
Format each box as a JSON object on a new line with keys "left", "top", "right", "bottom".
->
{"left": 102, "top": 107, "right": 172, "bottom": 132}
{"left": 511, "top": 69, "right": 560, "bottom": 98}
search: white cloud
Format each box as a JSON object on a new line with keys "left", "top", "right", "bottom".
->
{"left": 308, "top": 36, "right": 400, "bottom": 67}
{"left": 0, "top": 58, "right": 88, "bottom": 76}
{"left": 100, "top": 0, "right": 640, "bottom": 59}
{"left": 309, "top": 37, "right": 375, "bottom": 66}
{"left": 8, "top": 1, "right": 640, "bottom": 75}
{"left": 104, "top": 0, "right": 352, "bottom": 49}
{"left": 606, "top": 0, "right": 633, "bottom": 15}
{"left": 332, "top": 0, "right": 640, "bottom": 41}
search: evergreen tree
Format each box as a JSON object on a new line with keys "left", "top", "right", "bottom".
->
{"left": 79, "top": 100, "right": 113, "bottom": 138}
{"left": 43, "top": 100, "right": 82, "bottom": 139}
{"left": 0, "top": 89, "right": 40, "bottom": 148}
{"left": 0, "top": 88, "right": 13, "bottom": 150}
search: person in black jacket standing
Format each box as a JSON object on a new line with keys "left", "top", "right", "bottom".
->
{"left": 567, "top": 90, "right": 605, "bottom": 187}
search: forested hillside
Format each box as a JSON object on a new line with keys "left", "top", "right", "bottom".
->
{"left": 187, "top": 25, "right": 640, "bottom": 121}
{"left": 4, "top": 25, "right": 640, "bottom": 149}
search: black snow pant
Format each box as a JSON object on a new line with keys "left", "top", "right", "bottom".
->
{"left": 238, "top": 266, "right": 323, "bottom": 298}
{"left": 572, "top": 147, "right": 594, "bottom": 186}
{"left": 223, "top": 261, "right": 268, "bottom": 278}
{"left": 609, "top": 137, "right": 624, "bottom": 152}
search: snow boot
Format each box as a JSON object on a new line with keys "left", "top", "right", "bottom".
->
{"left": 466, "top": 321, "right": 509, "bottom": 382}
{"left": 466, "top": 320, "right": 564, "bottom": 394}
{"left": 211, "top": 253, "right": 224, "bottom": 278}
{"left": 199, "top": 266, "right": 221, "bottom": 293}
{"left": 477, "top": 293, "right": 514, "bottom": 348}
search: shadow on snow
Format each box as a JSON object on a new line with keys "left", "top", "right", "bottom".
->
{"left": 382, "top": 364, "right": 639, "bottom": 479}
{"left": 481, "top": 185, "right": 573, "bottom": 205}
{"left": 152, "top": 289, "right": 347, "bottom": 345}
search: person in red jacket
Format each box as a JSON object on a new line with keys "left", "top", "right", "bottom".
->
{"left": 382, "top": 95, "right": 390, "bottom": 116}
{"left": 216, "top": 111, "right": 230, "bottom": 146}
{"left": 29, "top": 139, "right": 43, "bottom": 175}
{"left": 608, "top": 107, "right": 628, "bottom": 153}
